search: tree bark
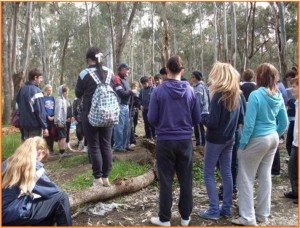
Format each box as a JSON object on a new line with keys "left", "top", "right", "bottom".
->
{"left": 223, "top": 3, "right": 228, "bottom": 62}
{"left": 85, "top": 2, "right": 92, "bottom": 47}
{"left": 106, "top": 3, "right": 115, "bottom": 71}
{"left": 213, "top": 2, "right": 218, "bottom": 63}
{"left": 230, "top": 2, "right": 237, "bottom": 67}
{"left": 277, "top": 2, "right": 287, "bottom": 77}
{"left": 60, "top": 36, "right": 69, "bottom": 85}
{"left": 69, "top": 169, "right": 156, "bottom": 208}
{"left": 161, "top": 2, "right": 170, "bottom": 66}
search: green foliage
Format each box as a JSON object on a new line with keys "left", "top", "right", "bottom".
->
{"left": 193, "top": 161, "right": 204, "bottom": 184}
{"left": 2, "top": 132, "right": 21, "bottom": 160}
{"left": 59, "top": 154, "right": 89, "bottom": 169}
{"left": 62, "top": 160, "right": 149, "bottom": 191}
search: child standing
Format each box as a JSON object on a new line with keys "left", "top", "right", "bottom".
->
{"left": 198, "top": 62, "right": 243, "bottom": 220}
{"left": 148, "top": 55, "right": 201, "bottom": 226}
{"left": 43, "top": 84, "right": 55, "bottom": 153}
{"left": 139, "top": 76, "right": 155, "bottom": 139}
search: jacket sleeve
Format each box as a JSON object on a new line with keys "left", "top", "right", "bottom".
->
{"left": 33, "top": 171, "right": 61, "bottom": 199}
{"left": 34, "top": 92, "right": 48, "bottom": 129}
{"left": 200, "top": 94, "right": 222, "bottom": 129}
{"left": 147, "top": 90, "right": 159, "bottom": 127}
{"left": 276, "top": 102, "right": 289, "bottom": 136}
{"left": 54, "top": 98, "right": 63, "bottom": 125}
{"left": 239, "top": 93, "right": 258, "bottom": 149}
{"left": 113, "top": 76, "right": 132, "bottom": 99}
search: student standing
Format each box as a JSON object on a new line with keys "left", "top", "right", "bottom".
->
{"left": 148, "top": 55, "right": 201, "bottom": 226}
{"left": 232, "top": 63, "right": 288, "bottom": 226}
{"left": 43, "top": 84, "right": 55, "bottom": 153}
{"left": 198, "top": 62, "right": 243, "bottom": 220}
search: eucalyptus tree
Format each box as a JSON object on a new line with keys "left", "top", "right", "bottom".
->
{"left": 230, "top": 2, "right": 237, "bottom": 67}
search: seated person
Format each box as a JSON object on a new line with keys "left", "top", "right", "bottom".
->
{"left": 2, "top": 136, "right": 72, "bottom": 226}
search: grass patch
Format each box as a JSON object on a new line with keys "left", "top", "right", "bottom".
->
{"left": 62, "top": 160, "right": 149, "bottom": 191}
{"left": 193, "top": 161, "right": 204, "bottom": 184}
{"left": 2, "top": 132, "right": 21, "bottom": 160}
{"left": 59, "top": 154, "right": 89, "bottom": 169}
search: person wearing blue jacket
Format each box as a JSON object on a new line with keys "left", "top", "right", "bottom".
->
{"left": 232, "top": 63, "right": 288, "bottom": 226}
{"left": 2, "top": 137, "right": 72, "bottom": 226}
{"left": 148, "top": 55, "right": 201, "bottom": 226}
{"left": 16, "top": 68, "right": 48, "bottom": 140}
{"left": 198, "top": 62, "right": 244, "bottom": 221}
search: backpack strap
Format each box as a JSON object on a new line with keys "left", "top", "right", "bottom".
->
{"left": 86, "top": 68, "right": 101, "bottom": 85}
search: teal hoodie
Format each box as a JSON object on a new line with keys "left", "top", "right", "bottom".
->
{"left": 239, "top": 87, "right": 288, "bottom": 149}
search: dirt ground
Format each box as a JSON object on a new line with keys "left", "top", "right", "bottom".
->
{"left": 44, "top": 130, "right": 298, "bottom": 227}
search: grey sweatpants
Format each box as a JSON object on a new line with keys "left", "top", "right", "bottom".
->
{"left": 237, "top": 132, "right": 279, "bottom": 225}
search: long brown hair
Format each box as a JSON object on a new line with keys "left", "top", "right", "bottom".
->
{"left": 2, "top": 137, "right": 49, "bottom": 194}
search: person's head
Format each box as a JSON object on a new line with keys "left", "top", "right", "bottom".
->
{"left": 2, "top": 137, "right": 49, "bottom": 194}
{"left": 290, "top": 77, "right": 298, "bottom": 98}
{"left": 166, "top": 55, "right": 184, "bottom": 78}
{"left": 255, "top": 63, "right": 279, "bottom": 96}
{"left": 140, "top": 76, "right": 149, "bottom": 88}
{"left": 28, "top": 68, "right": 43, "bottom": 85}
{"left": 58, "top": 84, "right": 69, "bottom": 98}
{"left": 43, "top": 84, "right": 52, "bottom": 96}
{"left": 242, "top": 69, "right": 255, "bottom": 82}
{"left": 208, "top": 62, "right": 240, "bottom": 112}
{"left": 131, "top": 81, "right": 139, "bottom": 90}
{"left": 191, "top": 70, "right": 202, "bottom": 84}
{"left": 118, "top": 63, "right": 131, "bottom": 78}
{"left": 148, "top": 76, "right": 155, "bottom": 86}
{"left": 154, "top": 74, "right": 162, "bottom": 86}
{"left": 159, "top": 67, "right": 167, "bottom": 80}
{"left": 284, "top": 69, "right": 297, "bottom": 83}
{"left": 86, "top": 47, "right": 105, "bottom": 77}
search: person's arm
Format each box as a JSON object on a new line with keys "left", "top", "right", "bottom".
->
{"left": 34, "top": 92, "right": 48, "bottom": 130}
{"left": 113, "top": 76, "right": 133, "bottom": 99}
{"left": 277, "top": 103, "right": 289, "bottom": 136}
{"left": 54, "top": 98, "right": 63, "bottom": 126}
{"left": 147, "top": 90, "right": 159, "bottom": 127}
{"left": 239, "top": 94, "right": 258, "bottom": 149}
{"left": 200, "top": 93, "right": 222, "bottom": 129}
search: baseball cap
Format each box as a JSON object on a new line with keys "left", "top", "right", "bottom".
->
{"left": 118, "top": 63, "right": 131, "bottom": 71}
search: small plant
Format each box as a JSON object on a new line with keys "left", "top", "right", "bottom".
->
{"left": 193, "top": 161, "right": 204, "bottom": 184}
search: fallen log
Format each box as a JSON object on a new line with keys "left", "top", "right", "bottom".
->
{"left": 69, "top": 169, "right": 156, "bottom": 208}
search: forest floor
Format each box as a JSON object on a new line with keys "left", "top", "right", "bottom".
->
{"left": 42, "top": 128, "right": 299, "bottom": 227}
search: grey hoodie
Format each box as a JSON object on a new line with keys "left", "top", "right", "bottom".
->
{"left": 54, "top": 85, "right": 67, "bottom": 125}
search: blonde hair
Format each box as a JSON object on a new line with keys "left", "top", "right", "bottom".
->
{"left": 131, "top": 80, "right": 139, "bottom": 89}
{"left": 208, "top": 62, "right": 240, "bottom": 112}
{"left": 43, "top": 84, "right": 52, "bottom": 92}
{"left": 2, "top": 137, "right": 49, "bottom": 194}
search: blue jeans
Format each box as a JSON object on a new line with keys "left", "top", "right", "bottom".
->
{"left": 114, "top": 105, "right": 130, "bottom": 150}
{"left": 204, "top": 140, "right": 234, "bottom": 213}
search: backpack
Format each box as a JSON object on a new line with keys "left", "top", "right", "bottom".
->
{"left": 86, "top": 68, "right": 120, "bottom": 127}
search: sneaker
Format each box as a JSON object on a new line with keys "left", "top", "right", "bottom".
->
{"left": 220, "top": 208, "right": 232, "bottom": 218}
{"left": 130, "top": 144, "right": 136, "bottom": 148}
{"left": 93, "top": 178, "right": 103, "bottom": 186}
{"left": 231, "top": 217, "right": 257, "bottom": 226}
{"left": 198, "top": 210, "right": 220, "bottom": 220}
{"left": 181, "top": 217, "right": 191, "bottom": 226}
{"left": 284, "top": 191, "right": 298, "bottom": 199}
{"left": 150, "top": 217, "right": 170, "bottom": 226}
{"left": 126, "top": 147, "right": 134, "bottom": 151}
{"left": 82, "top": 146, "right": 88, "bottom": 153}
{"left": 102, "top": 177, "right": 111, "bottom": 187}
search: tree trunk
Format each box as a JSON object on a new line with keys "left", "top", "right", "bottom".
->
{"left": 213, "top": 2, "right": 218, "bottom": 63}
{"left": 37, "top": 5, "right": 48, "bottom": 83}
{"left": 60, "top": 36, "right": 69, "bottom": 85}
{"left": 85, "top": 2, "right": 92, "bottom": 47}
{"left": 198, "top": 4, "right": 204, "bottom": 74}
{"left": 114, "top": 2, "right": 138, "bottom": 69}
{"left": 2, "top": 3, "right": 13, "bottom": 124}
{"left": 151, "top": 2, "right": 155, "bottom": 76}
{"left": 230, "top": 2, "right": 237, "bottom": 67}
{"left": 223, "top": 3, "right": 228, "bottom": 62}
{"left": 69, "top": 169, "right": 156, "bottom": 208}
{"left": 106, "top": 3, "right": 115, "bottom": 71}
{"left": 277, "top": 2, "right": 287, "bottom": 77}
{"left": 161, "top": 2, "right": 170, "bottom": 66}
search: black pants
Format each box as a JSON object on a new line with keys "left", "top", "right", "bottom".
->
{"left": 288, "top": 146, "right": 298, "bottom": 197}
{"left": 4, "top": 192, "right": 72, "bottom": 226}
{"left": 66, "top": 121, "right": 71, "bottom": 143}
{"left": 286, "top": 121, "right": 294, "bottom": 156}
{"left": 82, "top": 111, "right": 113, "bottom": 178}
{"left": 22, "top": 128, "right": 42, "bottom": 141}
{"left": 76, "top": 122, "right": 84, "bottom": 141}
{"left": 156, "top": 139, "right": 193, "bottom": 222}
{"left": 194, "top": 123, "right": 205, "bottom": 146}
{"left": 45, "top": 119, "right": 55, "bottom": 152}
{"left": 271, "top": 147, "right": 280, "bottom": 175}
{"left": 142, "top": 110, "right": 155, "bottom": 138}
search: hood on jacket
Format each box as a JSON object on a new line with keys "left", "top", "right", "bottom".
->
{"left": 57, "top": 85, "right": 64, "bottom": 97}
{"left": 162, "top": 79, "right": 188, "bottom": 99}
{"left": 259, "top": 87, "right": 283, "bottom": 111}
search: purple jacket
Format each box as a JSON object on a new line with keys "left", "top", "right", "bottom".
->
{"left": 148, "top": 79, "right": 201, "bottom": 140}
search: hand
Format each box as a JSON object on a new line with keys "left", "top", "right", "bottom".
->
{"left": 131, "top": 89, "right": 137, "bottom": 95}
{"left": 43, "top": 129, "right": 49, "bottom": 137}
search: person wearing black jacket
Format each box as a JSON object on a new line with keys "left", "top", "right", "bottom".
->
{"left": 16, "top": 68, "right": 48, "bottom": 140}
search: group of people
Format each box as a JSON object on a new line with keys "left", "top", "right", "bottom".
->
{"left": 3, "top": 47, "right": 298, "bottom": 226}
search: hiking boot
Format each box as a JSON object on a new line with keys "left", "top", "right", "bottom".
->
{"left": 198, "top": 210, "right": 220, "bottom": 220}
{"left": 150, "top": 217, "right": 170, "bottom": 226}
